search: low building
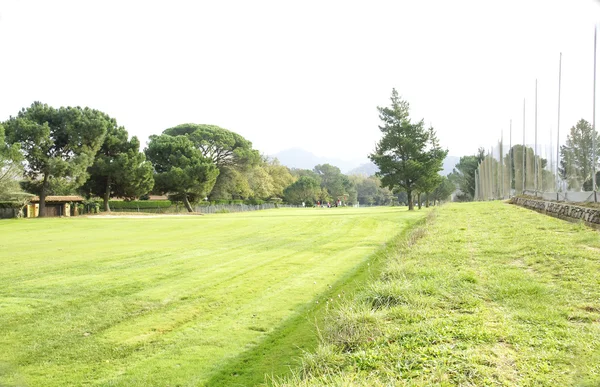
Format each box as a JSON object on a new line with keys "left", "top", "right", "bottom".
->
{"left": 28, "top": 196, "right": 85, "bottom": 217}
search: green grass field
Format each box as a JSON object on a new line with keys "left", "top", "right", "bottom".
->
{"left": 277, "top": 202, "right": 600, "bottom": 386}
{"left": 0, "top": 207, "right": 426, "bottom": 386}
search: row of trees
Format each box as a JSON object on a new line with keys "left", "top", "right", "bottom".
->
{"left": 3, "top": 97, "right": 450, "bottom": 217}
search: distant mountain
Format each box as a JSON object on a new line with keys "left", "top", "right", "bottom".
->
{"left": 272, "top": 148, "right": 459, "bottom": 177}
{"left": 345, "top": 155, "right": 460, "bottom": 177}
{"left": 272, "top": 148, "right": 366, "bottom": 173}
{"left": 347, "top": 162, "right": 379, "bottom": 176}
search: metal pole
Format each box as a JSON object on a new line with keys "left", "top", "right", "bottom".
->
{"left": 523, "top": 98, "right": 526, "bottom": 194}
{"left": 535, "top": 79, "right": 538, "bottom": 194}
{"left": 475, "top": 169, "right": 479, "bottom": 200}
{"left": 490, "top": 147, "right": 494, "bottom": 199}
{"left": 509, "top": 119, "right": 513, "bottom": 197}
{"left": 501, "top": 134, "right": 505, "bottom": 199}
{"left": 593, "top": 26, "right": 597, "bottom": 199}
{"left": 549, "top": 126, "right": 553, "bottom": 193}
{"left": 557, "top": 53, "right": 562, "bottom": 197}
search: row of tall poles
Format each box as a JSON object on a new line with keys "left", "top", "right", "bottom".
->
{"left": 502, "top": 26, "right": 598, "bottom": 198}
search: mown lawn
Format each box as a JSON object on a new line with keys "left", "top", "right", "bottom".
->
{"left": 0, "top": 207, "right": 425, "bottom": 386}
{"left": 277, "top": 201, "right": 600, "bottom": 386}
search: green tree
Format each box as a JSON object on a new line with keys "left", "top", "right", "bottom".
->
{"left": 290, "top": 168, "right": 322, "bottom": 184}
{"left": 163, "top": 124, "right": 260, "bottom": 200}
{"left": 283, "top": 176, "right": 320, "bottom": 205}
{"left": 81, "top": 125, "right": 154, "bottom": 211}
{"left": 163, "top": 124, "right": 259, "bottom": 168}
{"left": 313, "top": 164, "right": 356, "bottom": 204}
{"left": 246, "top": 164, "right": 274, "bottom": 200}
{"left": 145, "top": 134, "right": 219, "bottom": 212}
{"left": 559, "top": 119, "right": 600, "bottom": 190}
{"left": 207, "top": 167, "right": 251, "bottom": 201}
{"left": 350, "top": 175, "right": 393, "bottom": 206}
{"left": 264, "top": 158, "right": 295, "bottom": 200}
{"left": 415, "top": 127, "right": 448, "bottom": 208}
{"left": 0, "top": 124, "right": 24, "bottom": 200}
{"left": 430, "top": 176, "right": 455, "bottom": 204}
{"left": 369, "top": 89, "right": 446, "bottom": 210}
{"left": 448, "top": 148, "right": 485, "bottom": 201}
{"left": 3, "top": 102, "right": 110, "bottom": 216}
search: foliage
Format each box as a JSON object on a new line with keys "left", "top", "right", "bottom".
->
{"left": 448, "top": 148, "right": 485, "bottom": 201}
{"left": 145, "top": 134, "right": 219, "bottom": 212}
{"left": 3, "top": 102, "right": 111, "bottom": 216}
{"left": 559, "top": 119, "right": 600, "bottom": 190}
{"left": 414, "top": 127, "right": 448, "bottom": 207}
{"left": 349, "top": 175, "right": 394, "bottom": 205}
{"left": 283, "top": 176, "right": 320, "bottom": 205}
{"left": 290, "top": 168, "right": 321, "bottom": 185}
{"left": 246, "top": 164, "right": 274, "bottom": 200}
{"left": 107, "top": 200, "right": 171, "bottom": 209}
{"left": 163, "top": 123, "right": 259, "bottom": 169}
{"left": 0, "top": 123, "right": 24, "bottom": 200}
{"left": 208, "top": 166, "right": 252, "bottom": 200}
{"left": 163, "top": 123, "right": 260, "bottom": 200}
{"left": 162, "top": 123, "right": 269, "bottom": 202}
{"left": 263, "top": 158, "right": 295, "bottom": 199}
{"left": 81, "top": 124, "right": 154, "bottom": 211}
{"left": 0, "top": 201, "right": 25, "bottom": 209}
{"left": 313, "top": 163, "right": 357, "bottom": 204}
{"left": 369, "top": 89, "right": 447, "bottom": 210}
{"left": 208, "top": 156, "right": 295, "bottom": 202}
{"left": 430, "top": 175, "right": 454, "bottom": 203}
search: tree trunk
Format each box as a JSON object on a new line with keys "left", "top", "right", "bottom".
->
{"left": 425, "top": 193, "right": 430, "bottom": 208}
{"left": 407, "top": 190, "right": 413, "bottom": 210}
{"left": 39, "top": 174, "right": 49, "bottom": 217}
{"left": 182, "top": 195, "right": 194, "bottom": 212}
{"left": 417, "top": 193, "right": 422, "bottom": 209}
{"left": 103, "top": 176, "right": 111, "bottom": 212}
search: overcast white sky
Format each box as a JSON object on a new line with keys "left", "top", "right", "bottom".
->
{"left": 1, "top": 0, "right": 599, "bottom": 163}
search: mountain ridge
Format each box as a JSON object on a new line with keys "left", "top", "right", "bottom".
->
{"left": 272, "top": 148, "right": 459, "bottom": 177}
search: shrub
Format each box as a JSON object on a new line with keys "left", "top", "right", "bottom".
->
{"left": 108, "top": 200, "right": 171, "bottom": 209}
{"left": 0, "top": 201, "right": 23, "bottom": 209}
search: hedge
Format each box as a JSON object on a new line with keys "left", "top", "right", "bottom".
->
{"left": 108, "top": 200, "right": 172, "bottom": 209}
{"left": 0, "top": 201, "right": 24, "bottom": 209}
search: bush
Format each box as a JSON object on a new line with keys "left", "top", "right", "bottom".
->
{"left": 0, "top": 201, "right": 23, "bottom": 209}
{"left": 108, "top": 200, "right": 172, "bottom": 209}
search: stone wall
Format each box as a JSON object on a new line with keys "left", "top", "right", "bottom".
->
{"left": 510, "top": 197, "right": 600, "bottom": 227}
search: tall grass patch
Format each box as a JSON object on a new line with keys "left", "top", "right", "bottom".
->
{"left": 275, "top": 202, "right": 600, "bottom": 386}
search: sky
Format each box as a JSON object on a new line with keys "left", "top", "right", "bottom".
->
{"left": 1, "top": 0, "right": 599, "bottom": 164}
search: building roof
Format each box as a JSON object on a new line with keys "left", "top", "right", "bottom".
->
{"left": 30, "top": 195, "right": 85, "bottom": 203}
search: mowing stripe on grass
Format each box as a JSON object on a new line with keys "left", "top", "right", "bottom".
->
{"left": 0, "top": 207, "right": 426, "bottom": 386}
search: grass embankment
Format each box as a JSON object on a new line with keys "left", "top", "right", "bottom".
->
{"left": 276, "top": 201, "right": 600, "bottom": 386}
{"left": 0, "top": 207, "right": 425, "bottom": 386}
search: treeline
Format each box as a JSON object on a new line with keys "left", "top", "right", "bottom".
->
{"left": 0, "top": 102, "right": 407, "bottom": 217}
